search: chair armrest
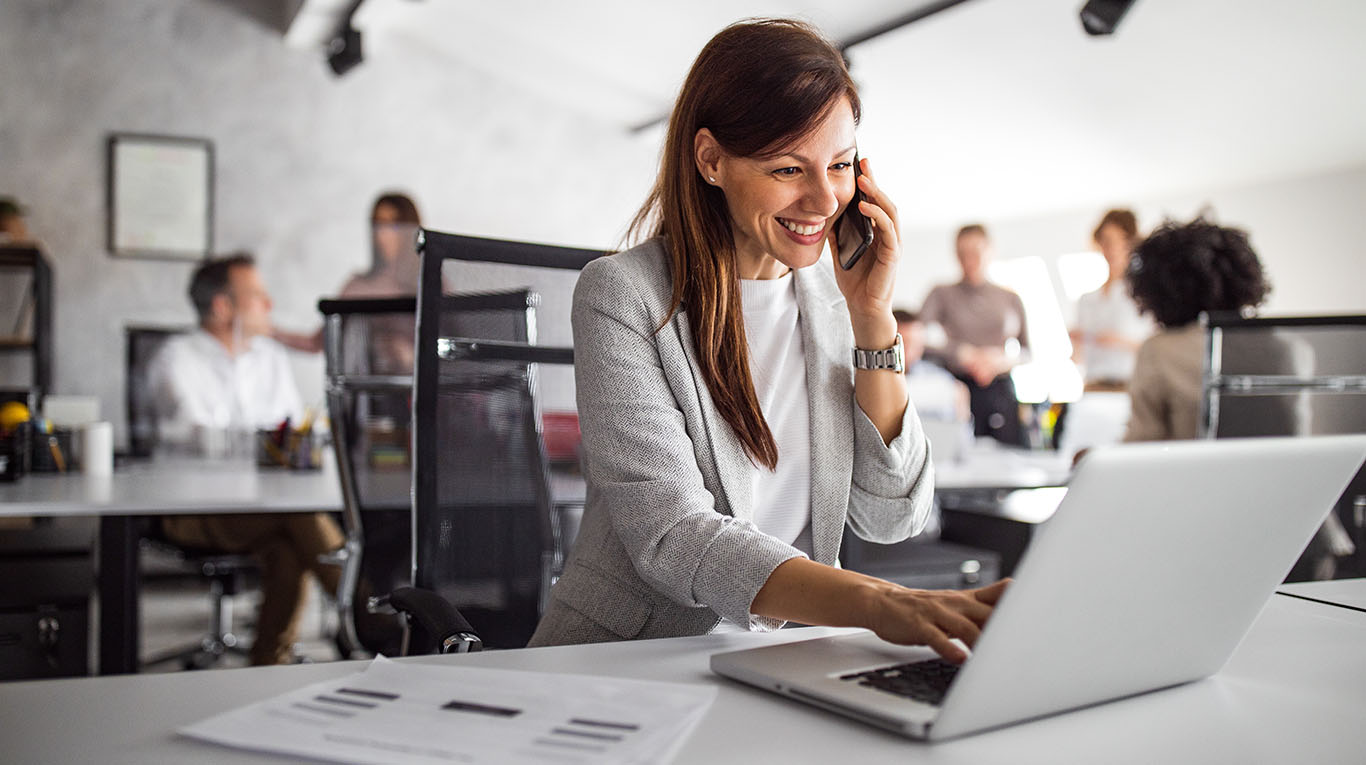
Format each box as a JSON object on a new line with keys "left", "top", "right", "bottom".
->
{"left": 381, "top": 586, "right": 483, "bottom": 654}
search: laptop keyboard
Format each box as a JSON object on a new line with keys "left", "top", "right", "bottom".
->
{"left": 839, "top": 658, "right": 961, "bottom": 706}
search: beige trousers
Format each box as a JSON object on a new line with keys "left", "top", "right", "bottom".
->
{"left": 162, "top": 512, "right": 344, "bottom": 665}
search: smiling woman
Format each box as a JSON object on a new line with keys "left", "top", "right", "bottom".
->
{"left": 528, "top": 18, "right": 1008, "bottom": 661}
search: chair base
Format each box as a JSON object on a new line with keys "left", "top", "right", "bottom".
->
{"left": 142, "top": 632, "right": 249, "bottom": 671}
{"left": 139, "top": 573, "right": 252, "bottom": 671}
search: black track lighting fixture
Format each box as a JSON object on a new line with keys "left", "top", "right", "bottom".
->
{"left": 1079, "top": 0, "right": 1138, "bottom": 36}
{"left": 326, "top": 0, "right": 366, "bottom": 77}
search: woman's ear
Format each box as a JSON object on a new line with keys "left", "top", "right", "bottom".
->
{"left": 694, "top": 128, "right": 724, "bottom": 187}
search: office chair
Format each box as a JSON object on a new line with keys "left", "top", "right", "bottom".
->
{"left": 318, "top": 297, "right": 417, "bottom": 659}
{"left": 1201, "top": 313, "right": 1366, "bottom": 580}
{"left": 125, "top": 325, "right": 258, "bottom": 669}
{"left": 403, "top": 230, "right": 602, "bottom": 648}
{"left": 319, "top": 292, "right": 546, "bottom": 657}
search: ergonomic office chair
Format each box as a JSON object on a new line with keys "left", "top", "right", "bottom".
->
{"left": 320, "top": 290, "right": 555, "bottom": 657}
{"left": 1201, "top": 313, "right": 1366, "bottom": 580}
{"left": 402, "top": 230, "right": 602, "bottom": 649}
{"left": 317, "top": 298, "right": 418, "bottom": 658}
{"left": 125, "top": 325, "right": 258, "bottom": 669}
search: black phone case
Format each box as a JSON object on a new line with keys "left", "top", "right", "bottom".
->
{"left": 837, "top": 159, "right": 873, "bottom": 270}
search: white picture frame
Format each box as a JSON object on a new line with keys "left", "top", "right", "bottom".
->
{"left": 107, "top": 133, "right": 214, "bottom": 260}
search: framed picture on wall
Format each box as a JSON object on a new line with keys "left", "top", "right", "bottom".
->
{"left": 106, "top": 133, "right": 214, "bottom": 260}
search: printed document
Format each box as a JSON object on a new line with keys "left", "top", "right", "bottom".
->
{"left": 180, "top": 656, "right": 716, "bottom": 764}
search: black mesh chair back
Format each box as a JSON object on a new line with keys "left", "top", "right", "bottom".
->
{"left": 1203, "top": 314, "right": 1366, "bottom": 438}
{"left": 412, "top": 230, "right": 602, "bottom": 648}
{"left": 1202, "top": 313, "right": 1366, "bottom": 579}
{"left": 319, "top": 297, "right": 420, "bottom": 656}
{"left": 125, "top": 325, "right": 192, "bottom": 457}
{"left": 321, "top": 291, "right": 546, "bottom": 655}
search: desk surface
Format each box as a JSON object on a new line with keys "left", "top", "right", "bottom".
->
{"left": 0, "top": 457, "right": 346, "bottom": 517}
{"left": 1, "top": 595, "right": 1361, "bottom": 764}
{"left": 0, "top": 458, "right": 587, "bottom": 518}
{"left": 1278, "top": 577, "right": 1366, "bottom": 612}
{"left": 0, "top": 438, "right": 1057, "bottom": 518}
{"left": 935, "top": 441, "right": 1072, "bottom": 491}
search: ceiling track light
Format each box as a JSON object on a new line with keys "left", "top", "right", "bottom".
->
{"left": 1079, "top": 0, "right": 1138, "bottom": 36}
{"left": 326, "top": 0, "right": 366, "bottom": 77}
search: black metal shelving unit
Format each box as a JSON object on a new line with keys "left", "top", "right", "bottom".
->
{"left": 0, "top": 246, "right": 52, "bottom": 402}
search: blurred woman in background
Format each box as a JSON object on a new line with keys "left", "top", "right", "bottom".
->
{"left": 1070, "top": 208, "right": 1152, "bottom": 391}
{"left": 272, "top": 192, "right": 423, "bottom": 355}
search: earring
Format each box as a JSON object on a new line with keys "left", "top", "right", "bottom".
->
{"left": 708, "top": 176, "right": 716, "bottom": 183}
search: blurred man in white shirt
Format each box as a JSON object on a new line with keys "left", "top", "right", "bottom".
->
{"left": 149, "top": 255, "right": 302, "bottom": 447}
{"left": 147, "top": 253, "right": 343, "bottom": 665}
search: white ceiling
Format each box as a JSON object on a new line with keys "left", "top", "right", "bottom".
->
{"left": 347, "top": 0, "right": 1366, "bottom": 226}
{"left": 352, "top": 0, "right": 944, "bottom": 126}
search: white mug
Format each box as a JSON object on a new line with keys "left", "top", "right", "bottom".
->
{"left": 82, "top": 421, "right": 113, "bottom": 476}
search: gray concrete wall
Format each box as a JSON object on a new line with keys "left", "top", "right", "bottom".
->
{"left": 0, "top": 0, "right": 657, "bottom": 445}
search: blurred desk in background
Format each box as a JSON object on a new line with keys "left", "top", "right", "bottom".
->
{"left": 935, "top": 438, "right": 1073, "bottom": 491}
{"left": 0, "top": 456, "right": 345, "bottom": 675}
{"left": 934, "top": 440, "right": 1072, "bottom": 577}
{"left": 0, "top": 455, "right": 588, "bottom": 675}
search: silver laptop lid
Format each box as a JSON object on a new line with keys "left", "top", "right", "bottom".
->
{"left": 932, "top": 435, "right": 1366, "bottom": 739}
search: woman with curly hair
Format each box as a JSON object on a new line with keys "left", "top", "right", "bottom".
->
{"left": 1122, "top": 217, "right": 1270, "bottom": 441}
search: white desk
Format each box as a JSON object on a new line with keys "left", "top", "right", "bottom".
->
{"left": 0, "top": 457, "right": 345, "bottom": 675}
{"left": 0, "top": 595, "right": 1361, "bottom": 764}
{"left": 932, "top": 442, "right": 1071, "bottom": 576}
{"left": 934, "top": 440, "right": 1073, "bottom": 492}
{"left": 0, "top": 457, "right": 344, "bottom": 518}
{"left": 0, "top": 457, "right": 588, "bottom": 675}
{"left": 1277, "top": 577, "right": 1366, "bottom": 612}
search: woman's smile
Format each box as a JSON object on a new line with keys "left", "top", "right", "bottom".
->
{"left": 777, "top": 217, "right": 827, "bottom": 244}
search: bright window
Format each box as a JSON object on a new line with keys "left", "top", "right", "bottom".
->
{"left": 988, "top": 256, "right": 1083, "bottom": 403}
{"left": 1056, "top": 251, "right": 1108, "bottom": 302}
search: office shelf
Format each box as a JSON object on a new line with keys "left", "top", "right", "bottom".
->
{"left": 0, "top": 246, "right": 52, "bottom": 397}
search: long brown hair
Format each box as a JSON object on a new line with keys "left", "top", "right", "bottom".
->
{"left": 1092, "top": 208, "right": 1138, "bottom": 243}
{"left": 627, "top": 18, "right": 860, "bottom": 470}
{"left": 368, "top": 192, "right": 422, "bottom": 278}
{"left": 372, "top": 192, "right": 422, "bottom": 226}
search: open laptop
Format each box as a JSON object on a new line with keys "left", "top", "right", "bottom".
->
{"left": 712, "top": 435, "right": 1366, "bottom": 741}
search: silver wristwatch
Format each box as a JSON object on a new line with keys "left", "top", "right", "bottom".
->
{"left": 852, "top": 333, "right": 905, "bottom": 373}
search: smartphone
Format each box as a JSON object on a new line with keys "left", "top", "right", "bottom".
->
{"left": 835, "top": 155, "right": 874, "bottom": 270}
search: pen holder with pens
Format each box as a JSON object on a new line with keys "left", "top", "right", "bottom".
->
{"left": 29, "top": 426, "right": 74, "bottom": 472}
{"left": 256, "top": 427, "right": 322, "bottom": 470}
{"left": 0, "top": 423, "right": 75, "bottom": 477}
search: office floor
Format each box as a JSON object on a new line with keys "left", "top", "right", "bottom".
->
{"left": 139, "top": 577, "right": 339, "bottom": 672}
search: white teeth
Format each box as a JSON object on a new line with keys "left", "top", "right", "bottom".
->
{"left": 780, "top": 219, "right": 823, "bottom": 236}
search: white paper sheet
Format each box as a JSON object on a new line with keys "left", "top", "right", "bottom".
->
{"left": 180, "top": 656, "right": 716, "bottom": 764}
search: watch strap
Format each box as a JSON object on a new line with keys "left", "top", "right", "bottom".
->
{"left": 852, "top": 333, "right": 905, "bottom": 373}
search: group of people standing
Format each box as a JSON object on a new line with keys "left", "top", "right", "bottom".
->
{"left": 897, "top": 205, "right": 1271, "bottom": 450}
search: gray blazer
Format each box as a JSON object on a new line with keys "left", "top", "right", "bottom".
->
{"left": 528, "top": 238, "right": 934, "bottom": 647}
